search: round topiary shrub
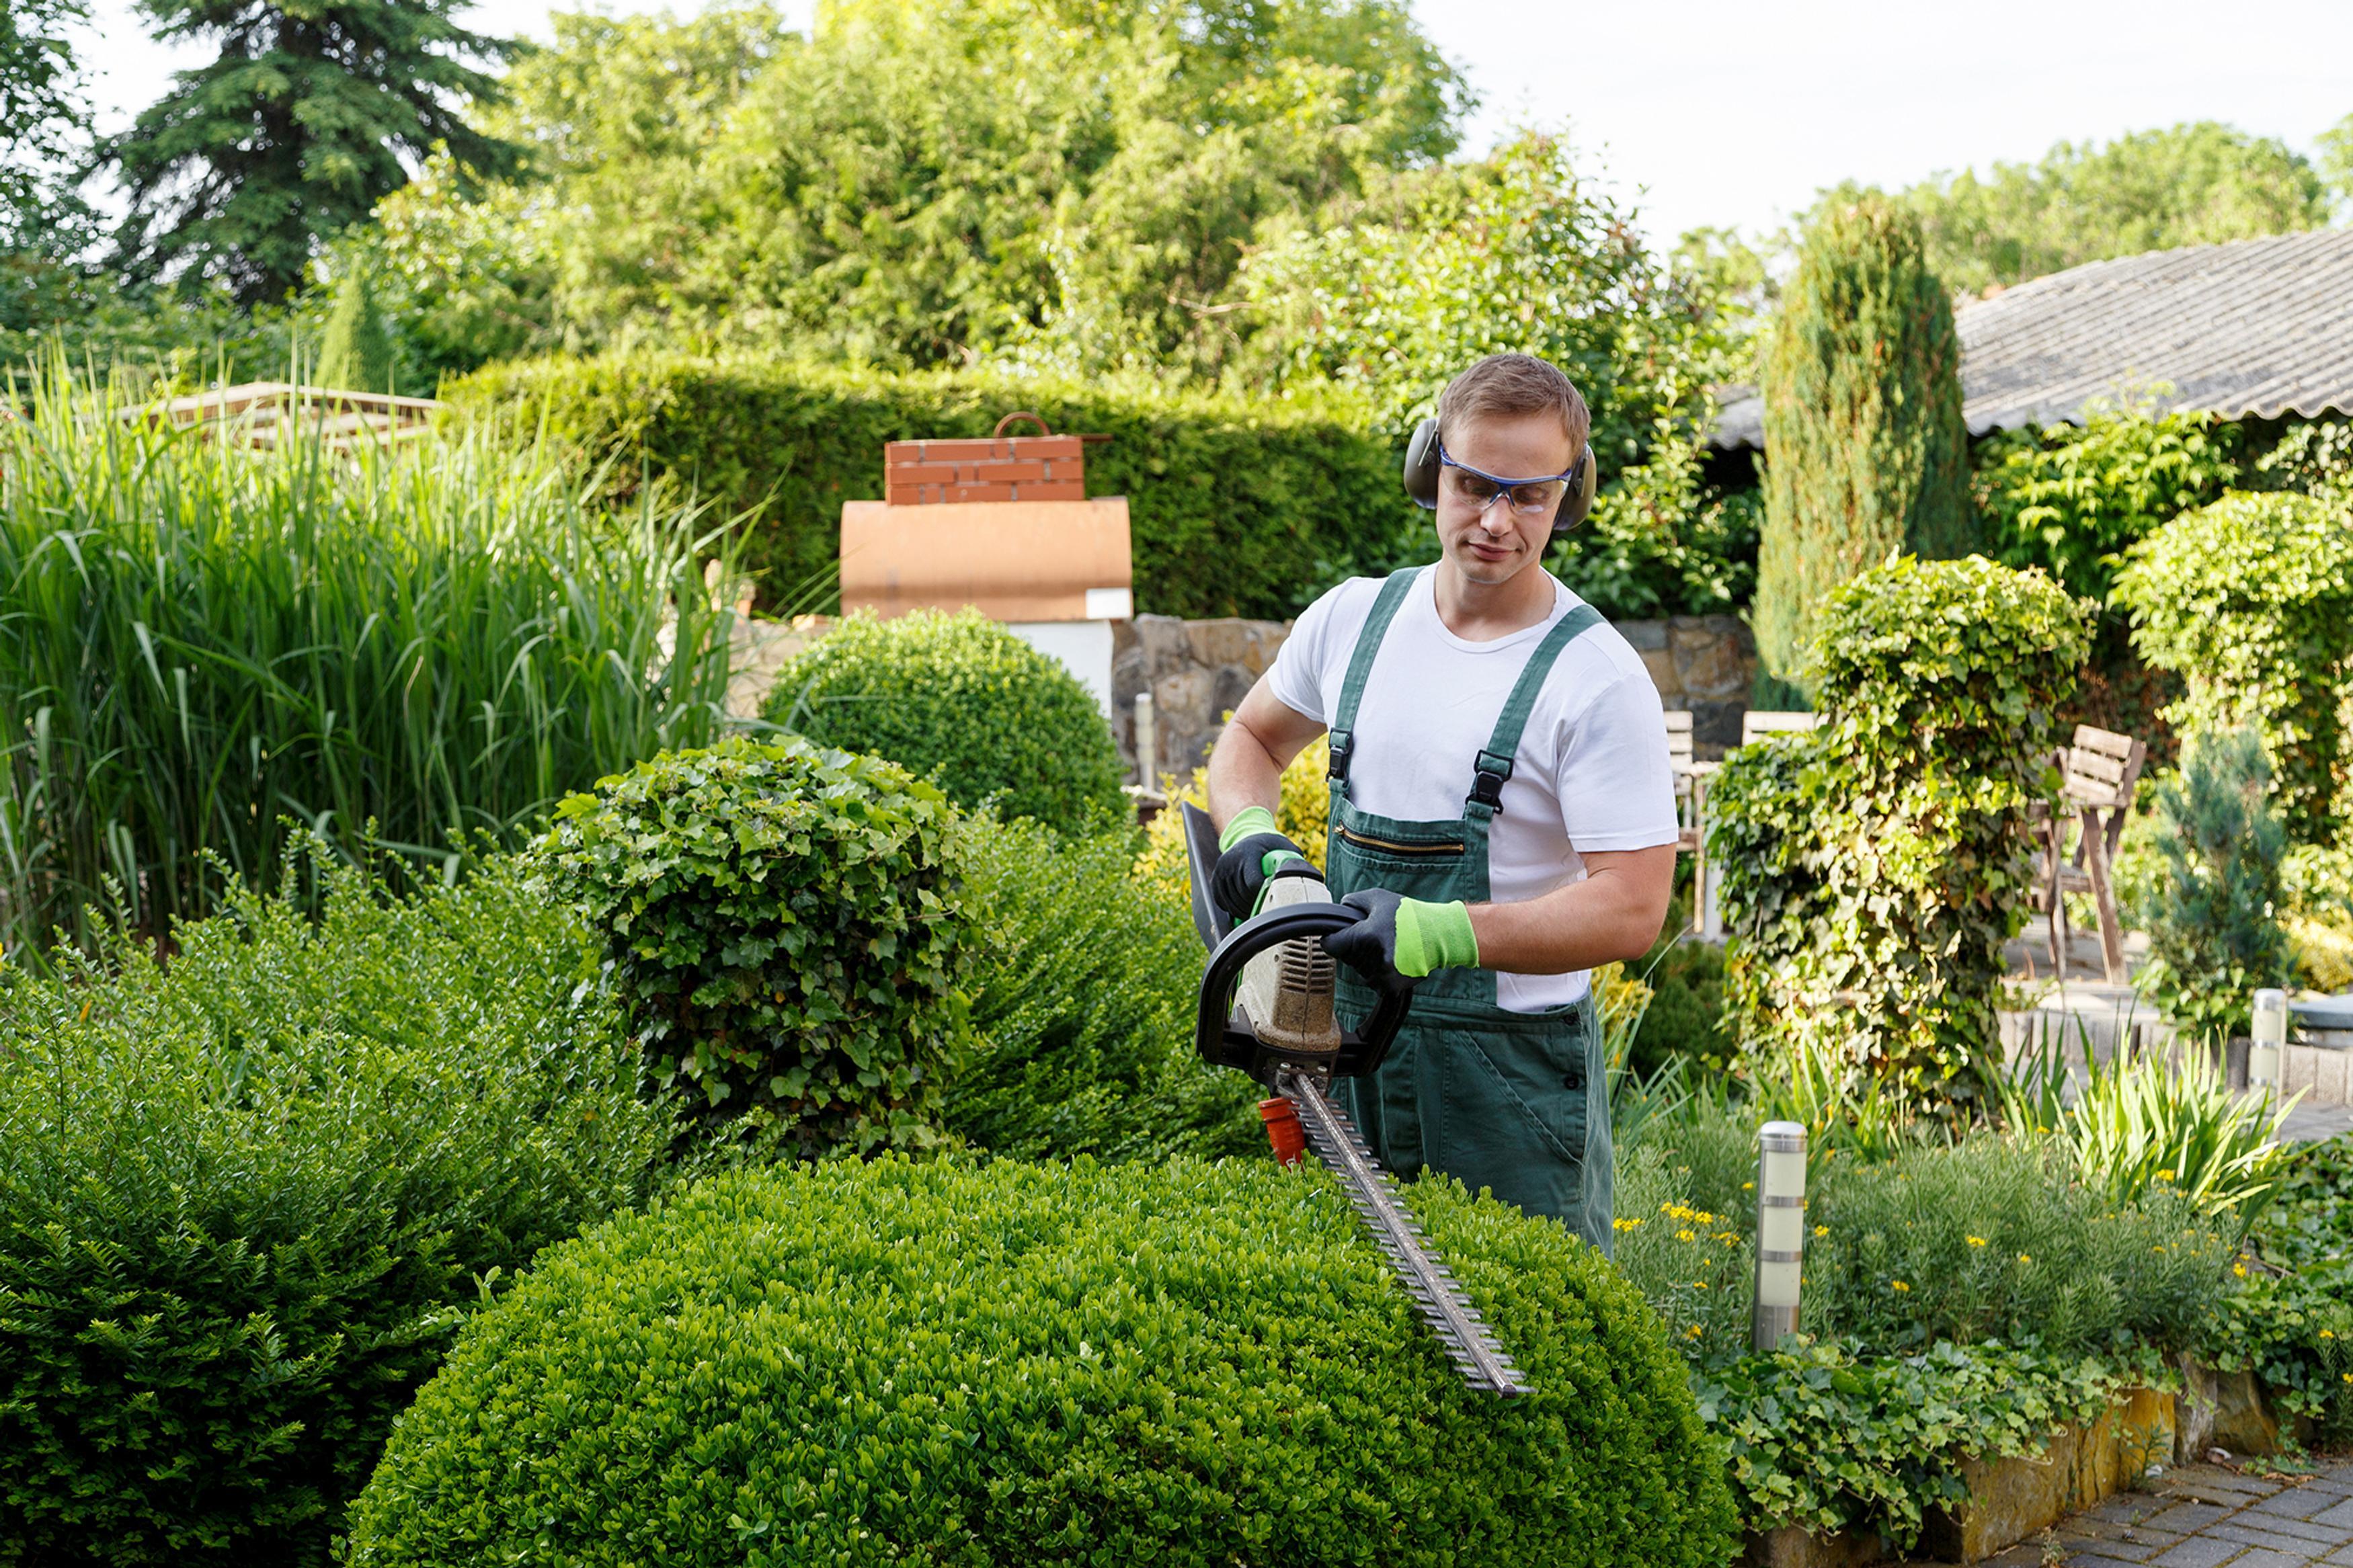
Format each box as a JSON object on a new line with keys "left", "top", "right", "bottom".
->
{"left": 534, "top": 735, "right": 971, "bottom": 1158}
{"left": 345, "top": 1158, "right": 1737, "bottom": 1568}
{"left": 763, "top": 608, "right": 1127, "bottom": 835}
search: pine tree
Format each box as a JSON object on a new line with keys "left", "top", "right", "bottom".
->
{"left": 1753, "top": 196, "right": 1974, "bottom": 688}
{"left": 104, "top": 0, "right": 522, "bottom": 304}
{"left": 2143, "top": 727, "right": 2290, "bottom": 1046}
{"left": 316, "top": 262, "right": 395, "bottom": 390}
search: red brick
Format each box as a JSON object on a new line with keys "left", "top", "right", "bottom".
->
{"left": 1005, "top": 436, "right": 1082, "bottom": 462}
{"left": 943, "top": 482, "right": 1016, "bottom": 503}
{"left": 1039, "top": 458, "right": 1088, "bottom": 483}
{"left": 975, "top": 459, "right": 1048, "bottom": 483}
{"left": 885, "top": 482, "right": 922, "bottom": 505}
{"left": 1012, "top": 479, "right": 1086, "bottom": 501}
{"left": 912, "top": 438, "right": 1003, "bottom": 462}
{"left": 885, "top": 460, "right": 959, "bottom": 484}
{"left": 882, "top": 440, "right": 926, "bottom": 465}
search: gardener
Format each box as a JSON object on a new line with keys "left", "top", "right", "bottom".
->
{"left": 1205, "top": 352, "right": 1677, "bottom": 1253}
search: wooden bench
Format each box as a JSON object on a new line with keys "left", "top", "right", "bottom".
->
{"left": 2030, "top": 724, "right": 2149, "bottom": 984}
{"left": 1741, "top": 710, "right": 1821, "bottom": 746}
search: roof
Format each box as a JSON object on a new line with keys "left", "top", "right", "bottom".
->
{"left": 1710, "top": 228, "right": 2353, "bottom": 448}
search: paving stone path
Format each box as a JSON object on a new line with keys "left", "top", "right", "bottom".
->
{"left": 1948, "top": 1459, "right": 2353, "bottom": 1568}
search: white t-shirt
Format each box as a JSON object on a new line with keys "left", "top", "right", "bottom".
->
{"left": 1267, "top": 567, "right": 1678, "bottom": 1012}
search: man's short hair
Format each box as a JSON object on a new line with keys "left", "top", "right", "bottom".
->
{"left": 1435, "top": 353, "right": 1591, "bottom": 456}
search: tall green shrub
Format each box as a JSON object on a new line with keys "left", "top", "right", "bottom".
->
{"left": 316, "top": 263, "right": 395, "bottom": 392}
{"left": 444, "top": 353, "right": 1425, "bottom": 619}
{"left": 344, "top": 1158, "right": 1739, "bottom": 1568}
{"left": 1711, "top": 556, "right": 2091, "bottom": 1110}
{"left": 2113, "top": 489, "right": 2353, "bottom": 841}
{"left": 766, "top": 609, "right": 1126, "bottom": 835}
{"left": 2138, "top": 729, "right": 2292, "bottom": 1046}
{"left": 0, "top": 364, "right": 733, "bottom": 956}
{"left": 534, "top": 736, "right": 972, "bottom": 1159}
{"left": 0, "top": 850, "right": 664, "bottom": 1566}
{"left": 1753, "top": 198, "right": 1975, "bottom": 688}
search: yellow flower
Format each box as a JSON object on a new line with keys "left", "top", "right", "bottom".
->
{"left": 2322, "top": 1329, "right": 2336, "bottom": 1339}
{"left": 2233, "top": 1262, "right": 2249, "bottom": 1278}
{"left": 1743, "top": 1182, "right": 1756, "bottom": 1191}
{"left": 2156, "top": 1168, "right": 2176, "bottom": 1182}
{"left": 1966, "top": 1236, "right": 1988, "bottom": 1248}
{"left": 2018, "top": 1253, "right": 2032, "bottom": 1264}
{"left": 1685, "top": 1326, "right": 1703, "bottom": 1339}
{"left": 1693, "top": 1280, "right": 1710, "bottom": 1290}
{"left": 1613, "top": 1216, "right": 1644, "bottom": 1233}
{"left": 1814, "top": 1225, "right": 1829, "bottom": 1237}
{"left": 1890, "top": 1280, "right": 1911, "bottom": 1292}
{"left": 1676, "top": 1229, "right": 1697, "bottom": 1243}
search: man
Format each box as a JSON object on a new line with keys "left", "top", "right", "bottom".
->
{"left": 1205, "top": 352, "right": 1677, "bottom": 1253}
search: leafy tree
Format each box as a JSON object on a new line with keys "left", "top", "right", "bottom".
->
{"left": 1753, "top": 197, "right": 1973, "bottom": 687}
{"left": 2321, "top": 112, "right": 2353, "bottom": 220}
{"left": 105, "top": 0, "right": 524, "bottom": 304}
{"left": 1836, "top": 122, "right": 2330, "bottom": 298}
{"left": 1, "top": 0, "right": 101, "bottom": 334}
{"left": 380, "top": 0, "right": 1462, "bottom": 373}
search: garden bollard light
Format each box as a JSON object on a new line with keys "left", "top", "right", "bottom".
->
{"left": 1135, "top": 692, "right": 1157, "bottom": 793}
{"left": 1753, "top": 1120, "right": 1806, "bottom": 1352}
{"left": 2249, "top": 988, "right": 2286, "bottom": 1099}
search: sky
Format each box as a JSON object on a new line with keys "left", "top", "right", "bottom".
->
{"left": 74, "top": 0, "right": 2353, "bottom": 251}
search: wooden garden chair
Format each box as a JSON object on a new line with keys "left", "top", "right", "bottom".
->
{"left": 2030, "top": 724, "right": 2149, "bottom": 985}
{"left": 1741, "top": 710, "right": 1821, "bottom": 747}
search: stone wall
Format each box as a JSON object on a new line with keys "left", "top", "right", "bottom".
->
{"left": 1111, "top": 611, "right": 1759, "bottom": 780}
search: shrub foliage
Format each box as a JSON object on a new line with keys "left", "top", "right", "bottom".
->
{"left": 949, "top": 814, "right": 1259, "bottom": 1162}
{"left": 1753, "top": 197, "right": 1975, "bottom": 688}
{"left": 345, "top": 1157, "right": 1739, "bottom": 1568}
{"left": 1712, "top": 556, "right": 2091, "bottom": 1108}
{"left": 765, "top": 609, "right": 1126, "bottom": 835}
{"left": 2114, "top": 489, "right": 2353, "bottom": 840}
{"left": 534, "top": 736, "right": 971, "bottom": 1158}
{"left": 2136, "top": 729, "right": 2292, "bottom": 1045}
{"left": 446, "top": 354, "right": 1425, "bottom": 620}
{"left": 0, "top": 365, "right": 732, "bottom": 956}
{"left": 0, "top": 852, "right": 664, "bottom": 1567}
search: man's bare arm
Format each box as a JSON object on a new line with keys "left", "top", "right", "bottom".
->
{"left": 1466, "top": 843, "right": 1677, "bottom": 973}
{"left": 1203, "top": 673, "right": 1326, "bottom": 834}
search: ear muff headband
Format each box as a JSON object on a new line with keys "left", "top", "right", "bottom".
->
{"left": 1402, "top": 416, "right": 1597, "bottom": 540}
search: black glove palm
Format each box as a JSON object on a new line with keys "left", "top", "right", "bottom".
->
{"left": 1322, "top": 888, "right": 1415, "bottom": 997}
{"left": 1210, "top": 831, "right": 1310, "bottom": 922}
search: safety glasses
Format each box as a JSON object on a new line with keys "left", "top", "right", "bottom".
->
{"left": 1437, "top": 441, "right": 1579, "bottom": 517}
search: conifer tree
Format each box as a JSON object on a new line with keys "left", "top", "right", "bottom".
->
{"left": 1753, "top": 197, "right": 1973, "bottom": 688}
{"left": 105, "top": 0, "right": 522, "bottom": 304}
{"left": 2142, "top": 727, "right": 2290, "bottom": 1046}
{"left": 317, "top": 263, "right": 394, "bottom": 390}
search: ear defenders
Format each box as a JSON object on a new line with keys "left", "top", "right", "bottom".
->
{"left": 1402, "top": 416, "right": 1597, "bottom": 540}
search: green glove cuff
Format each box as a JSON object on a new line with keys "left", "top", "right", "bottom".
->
{"left": 1394, "top": 898, "right": 1478, "bottom": 978}
{"left": 1218, "top": 805, "right": 1279, "bottom": 854}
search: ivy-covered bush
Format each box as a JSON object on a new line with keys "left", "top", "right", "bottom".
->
{"left": 0, "top": 852, "right": 664, "bottom": 1567}
{"left": 1712, "top": 556, "right": 2091, "bottom": 1109}
{"left": 344, "top": 1157, "right": 1739, "bottom": 1568}
{"left": 2114, "top": 489, "right": 2353, "bottom": 841}
{"left": 764, "top": 610, "right": 1126, "bottom": 835}
{"left": 2137, "top": 728, "right": 2291, "bottom": 1046}
{"left": 949, "top": 814, "right": 1259, "bottom": 1161}
{"left": 2220, "top": 1131, "right": 2353, "bottom": 1446}
{"left": 1972, "top": 398, "right": 2239, "bottom": 603}
{"left": 444, "top": 354, "right": 1427, "bottom": 620}
{"left": 534, "top": 736, "right": 972, "bottom": 1158}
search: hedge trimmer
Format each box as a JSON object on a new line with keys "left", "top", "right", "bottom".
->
{"left": 1181, "top": 802, "right": 1529, "bottom": 1397}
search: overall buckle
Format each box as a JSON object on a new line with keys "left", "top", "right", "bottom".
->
{"left": 1468, "top": 749, "right": 1514, "bottom": 813}
{"left": 1328, "top": 731, "right": 1355, "bottom": 783}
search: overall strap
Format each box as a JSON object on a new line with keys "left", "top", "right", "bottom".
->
{"left": 1466, "top": 604, "right": 1605, "bottom": 817}
{"left": 1326, "top": 568, "right": 1421, "bottom": 790}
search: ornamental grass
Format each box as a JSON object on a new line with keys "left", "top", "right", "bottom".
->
{"left": 0, "top": 362, "right": 733, "bottom": 956}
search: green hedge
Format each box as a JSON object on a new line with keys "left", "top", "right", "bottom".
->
{"left": 345, "top": 1157, "right": 1739, "bottom": 1568}
{"left": 950, "top": 814, "right": 1259, "bottom": 1161}
{"left": 0, "top": 850, "right": 665, "bottom": 1566}
{"left": 766, "top": 609, "right": 1127, "bottom": 834}
{"left": 444, "top": 354, "right": 1428, "bottom": 619}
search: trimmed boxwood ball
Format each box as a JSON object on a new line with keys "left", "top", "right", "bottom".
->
{"left": 764, "top": 608, "right": 1127, "bottom": 835}
{"left": 534, "top": 735, "right": 971, "bottom": 1158}
{"left": 345, "top": 1158, "right": 1737, "bottom": 1568}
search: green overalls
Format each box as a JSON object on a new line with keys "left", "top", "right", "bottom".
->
{"left": 1326, "top": 567, "right": 1615, "bottom": 1255}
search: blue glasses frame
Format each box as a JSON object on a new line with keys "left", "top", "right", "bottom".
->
{"left": 1437, "top": 440, "right": 1579, "bottom": 515}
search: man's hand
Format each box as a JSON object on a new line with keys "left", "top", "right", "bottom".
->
{"left": 1323, "top": 889, "right": 1480, "bottom": 993}
{"left": 1210, "top": 805, "right": 1314, "bottom": 921}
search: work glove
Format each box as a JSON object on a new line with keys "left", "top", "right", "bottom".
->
{"left": 1211, "top": 805, "right": 1314, "bottom": 921}
{"left": 1323, "top": 889, "right": 1480, "bottom": 995}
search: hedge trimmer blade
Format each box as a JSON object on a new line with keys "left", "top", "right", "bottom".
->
{"left": 1275, "top": 1069, "right": 1530, "bottom": 1398}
